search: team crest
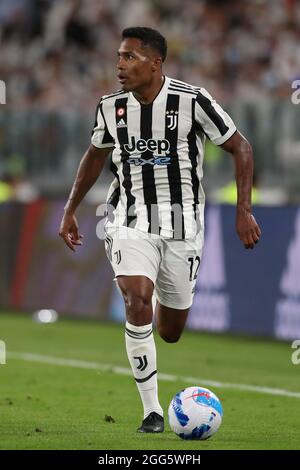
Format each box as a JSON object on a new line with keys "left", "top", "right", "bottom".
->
{"left": 114, "top": 249, "right": 122, "bottom": 265}
{"left": 166, "top": 110, "right": 178, "bottom": 130}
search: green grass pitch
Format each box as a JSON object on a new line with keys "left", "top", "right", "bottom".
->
{"left": 0, "top": 311, "right": 300, "bottom": 450}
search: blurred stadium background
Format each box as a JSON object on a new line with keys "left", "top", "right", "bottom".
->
{"left": 1, "top": 0, "right": 300, "bottom": 450}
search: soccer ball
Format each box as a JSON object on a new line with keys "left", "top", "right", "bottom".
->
{"left": 168, "top": 386, "right": 223, "bottom": 440}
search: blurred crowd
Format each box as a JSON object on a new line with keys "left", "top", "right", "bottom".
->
{"left": 1, "top": 0, "right": 300, "bottom": 112}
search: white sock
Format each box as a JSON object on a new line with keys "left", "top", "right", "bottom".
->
{"left": 125, "top": 321, "right": 163, "bottom": 419}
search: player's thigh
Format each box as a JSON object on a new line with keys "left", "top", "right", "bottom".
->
{"left": 104, "top": 226, "right": 160, "bottom": 323}
{"left": 104, "top": 225, "right": 161, "bottom": 285}
{"left": 155, "top": 232, "right": 204, "bottom": 310}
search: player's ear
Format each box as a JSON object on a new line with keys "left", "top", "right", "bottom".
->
{"left": 152, "top": 56, "right": 162, "bottom": 71}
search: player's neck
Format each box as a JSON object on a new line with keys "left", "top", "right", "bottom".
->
{"left": 132, "top": 75, "right": 165, "bottom": 105}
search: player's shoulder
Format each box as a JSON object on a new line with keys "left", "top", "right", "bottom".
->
{"left": 168, "top": 76, "right": 203, "bottom": 96}
{"left": 168, "top": 78, "right": 217, "bottom": 107}
{"left": 99, "top": 89, "right": 129, "bottom": 105}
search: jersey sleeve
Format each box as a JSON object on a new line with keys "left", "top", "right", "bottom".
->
{"left": 194, "top": 88, "right": 236, "bottom": 145}
{"left": 91, "top": 100, "right": 115, "bottom": 148}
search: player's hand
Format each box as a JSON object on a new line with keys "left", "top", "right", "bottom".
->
{"left": 59, "top": 212, "right": 83, "bottom": 252}
{"left": 236, "top": 206, "right": 261, "bottom": 250}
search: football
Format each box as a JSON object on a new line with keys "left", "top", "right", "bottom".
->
{"left": 168, "top": 386, "right": 223, "bottom": 440}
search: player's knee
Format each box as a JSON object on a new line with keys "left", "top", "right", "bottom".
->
{"left": 158, "top": 329, "right": 181, "bottom": 343}
{"left": 125, "top": 292, "right": 152, "bottom": 317}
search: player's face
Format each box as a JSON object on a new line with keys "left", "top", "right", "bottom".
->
{"left": 117, "top": 38, "right": 159, "bottom": 92}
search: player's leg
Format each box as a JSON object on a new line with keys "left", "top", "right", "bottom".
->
{"left": 104, "top": 226, "right": 163, "bottom": 432}
{"left": 117, "top": 275, "right": 153, "bottom": 326}
{"left": 154, "top": 232, "right": 204, "bottom": 343}
{"left": 117, "top": 275, "right": 164, "bottom": 433}
{"left": 155, "top": 302, "right": 190, "bottom": 343}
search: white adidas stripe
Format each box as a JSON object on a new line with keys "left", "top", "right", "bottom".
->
{"left": 7, "top": 351, "right": 300, "bottom": 399}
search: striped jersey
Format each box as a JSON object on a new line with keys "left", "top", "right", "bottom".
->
{"left": 91, "top": 76, "right": 236, "bottom": 239}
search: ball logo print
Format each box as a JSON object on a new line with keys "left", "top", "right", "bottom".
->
{"left": 168, "top": 386, "right": 223, "bottom": 440}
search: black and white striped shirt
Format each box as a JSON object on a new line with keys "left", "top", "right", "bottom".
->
{"left": 91, "top": 76, "right": 236, "bottom": 239}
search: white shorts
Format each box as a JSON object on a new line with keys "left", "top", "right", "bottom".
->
{"left": 104, "top": 225, "right": 204, "bottom": 310}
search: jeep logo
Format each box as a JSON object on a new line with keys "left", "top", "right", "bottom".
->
{"left": 124, "top": 136, "right": 170, "bottom": 155}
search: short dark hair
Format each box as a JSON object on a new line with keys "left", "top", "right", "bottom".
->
{"left": 122, "top": 27, "right": 167, "bottom": 62}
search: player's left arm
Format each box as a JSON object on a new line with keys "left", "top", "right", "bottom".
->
{"left": 220, "top": 130, "right": 261, "bottom": 249}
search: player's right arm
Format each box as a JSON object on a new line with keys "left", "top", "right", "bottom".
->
{"left": 59, "top": 98, "right": 115, "bottom": 251}
{"left": 59, "top": 144, "right": 112, "bottom": 251}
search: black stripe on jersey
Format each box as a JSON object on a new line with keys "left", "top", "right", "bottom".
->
{"left": 170, "top": 80, "right": 201, "bottom": 92}
{"left": 99, "top": 102, "right": 114, "bottom": 145}
{"left": 104, "top": 234, "right": 113, "bottom": 261}
{"left": 188, "top": 99, "right": 201, "bottom": 231}
{"left": 169, "top": 86, "right": 198, "bottom": 96}
{"left": 106, "top": 159, "right": 120, "bottom": 221}
{"left": 165, "top": 94, "right": 185, "bottom": 239}
{"left": 115, "top": 97, "right": 137, "bottom": 228}
{"left": 196, "top": 91, "right": 229, "bottom": 135}
{"left": 140, "top": 104, "right": 160, "bottom": 235}
{"left": 91, "top": 104, "right": 99, "bottom": 137}
{"left": 170, "top": 80, "right": 201, "bottom": 93}
{"left": 106, "top": 187, "right": 120, "bottom": 219}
